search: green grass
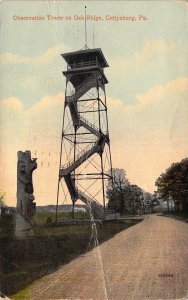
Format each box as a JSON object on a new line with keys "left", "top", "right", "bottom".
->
{"left": 11, "top": 288, "right": 30, "bottom": 300}
{"left": 33, "top": 211, "right": 91, "bottom": 227}
{"left": 1, "top": 213, "right": 142, "bottom": 297}
{"left": 10, "top": 283, "right": 33, "bottom": 300}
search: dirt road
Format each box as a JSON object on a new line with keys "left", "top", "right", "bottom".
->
{"left": 18, "top": 215, "right": 188, "bottom": 300}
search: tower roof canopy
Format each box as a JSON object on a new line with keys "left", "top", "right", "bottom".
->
{"left": 61, "top": 48, "right": 109, "bottom": 68}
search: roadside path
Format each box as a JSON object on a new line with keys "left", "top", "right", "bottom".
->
{"left": 19, "top": 215, "right": 188, "bottom": 300}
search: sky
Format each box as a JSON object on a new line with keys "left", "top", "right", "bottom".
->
{"left": 0, "top": 0, "right": 188, "bottom": 206}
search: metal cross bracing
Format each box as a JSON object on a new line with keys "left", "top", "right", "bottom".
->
{"left": 56, "top": 48, "right": 113, "bottom": 220}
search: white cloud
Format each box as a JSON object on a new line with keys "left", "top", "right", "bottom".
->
{"left": 0, "top": 43, "right": 70, "bottom": 65}
{"left": 130, "top": 39, "right": 167, "bottom": 63}
{"left": 0, "top": 93, "right": 65, "bottom": 206}
{"left": 107, "top": 39, "right": 188, "bottom": 104}
{"left": 107, "top": 96, "right": 124, "bottom": 107}
{"left": 1, "top": 78, "right": 188, "bottom": 205}
{"left": 109, "top": 39, "right": 167, "bottom": 75}
{"left": 136, "top": 77, "right": 188, "bottom": 105}
{"left": 0, "top": 97, "right": 23, "bottom": 111}
{"left": 108, "top": 77, "right": 188, "bottom": 192}
{"left": 29, "top": 92, "right": 64, "bottom": 111}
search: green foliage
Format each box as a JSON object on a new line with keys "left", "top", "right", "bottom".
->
{"left": 0, "top": 212, "right": 15, "bottom": 238}
{"left": 107, "top": 168, "right": 154, "bottom": 215}
{"left": 155, "top": 158, "right": 188, "bottom": 213}
{"left": 0, "top": 194, "right": 6, "bottom": 206}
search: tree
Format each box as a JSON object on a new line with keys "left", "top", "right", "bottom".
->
{"left": 143, "top": 191, "right": 159, "bottom": 213}
{"left": 0, "top": 193, "right": 7, "bottom": 217}
{"left": 155, "top": 158, "right": 188, "bottom": 214}
{"left": 0, "top": 194, "right": 6, "bottom": 206}
{"left": 107, "top": 168, "right": 129, "bottom": 215}
{"left": 106, "top": 168, "right": 151, "bottom": 216}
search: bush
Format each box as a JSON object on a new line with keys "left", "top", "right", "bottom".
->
{"left": 0, "top": 213, "right": 15, "bottom": 238}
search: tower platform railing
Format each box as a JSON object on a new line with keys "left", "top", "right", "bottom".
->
{"left": 68, "top": 60, "right": 101, "bottom": 70}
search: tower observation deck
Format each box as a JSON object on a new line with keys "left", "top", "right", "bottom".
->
{"left": 56, "top": 47, "right": 113, "bottom": 219}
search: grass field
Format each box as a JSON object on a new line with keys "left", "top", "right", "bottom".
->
{"left": 33, "top": 210, "right": 91, "bottom": 227}
{"left": 1, "top": 211, "right": 142, "bottom": 297}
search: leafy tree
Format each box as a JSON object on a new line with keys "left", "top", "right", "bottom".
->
{"left": 107, "top": 168, "right": 129, "bottom": 215}
{"left": 0, "top": 193, "right": 7, "bottom": 217}
{"left": 143, "top": 191, "right": 159, "bottom": 213}
{"left": 0, "top": 193, "right": 6, "bottom": 206}
{"left": 155, "top": 158, "right": 188, "bottom": 214}
{"left": 106, "top": 168, "right": 152, "bottom": 216}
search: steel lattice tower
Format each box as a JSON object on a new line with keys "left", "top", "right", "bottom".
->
{"left": 56, "top": 48, "right": 113, "bottom": 219}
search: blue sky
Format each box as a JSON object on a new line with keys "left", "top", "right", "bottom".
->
{"left": 0, "top": 0, "right": 188, "bottom": 205}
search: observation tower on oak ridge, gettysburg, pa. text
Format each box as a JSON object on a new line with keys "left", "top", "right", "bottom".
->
{"left": 56, "top": 16, "right": 113, "bottom": 220}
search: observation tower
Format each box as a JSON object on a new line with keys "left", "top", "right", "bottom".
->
{"left": 56, "top": 47, "right": 113, "bottom": 219}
